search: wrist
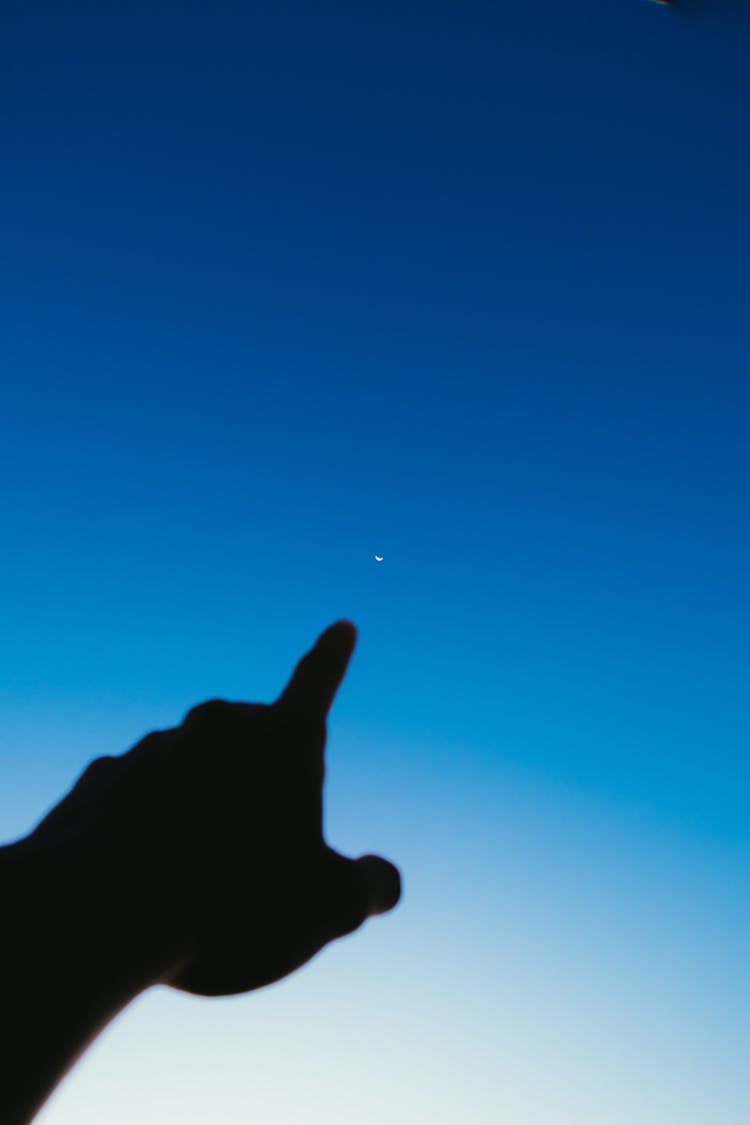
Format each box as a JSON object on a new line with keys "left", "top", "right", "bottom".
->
{"left": 3, "top": 834, "right": 175, "bottom": 997}
{"left": 1, "top": 837, "right": 159, "bottom": 1125}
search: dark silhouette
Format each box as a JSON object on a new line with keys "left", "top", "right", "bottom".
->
{"left": 1, "top": 621, "right": 401, "bottom": 1124}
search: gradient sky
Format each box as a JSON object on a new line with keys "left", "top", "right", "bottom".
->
{"left": 2, "top": 2, "right": 749, "bottom": 1122}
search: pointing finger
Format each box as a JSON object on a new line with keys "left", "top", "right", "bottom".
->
{"left": 276, "top": 620, "right": 357, "bottom": 723}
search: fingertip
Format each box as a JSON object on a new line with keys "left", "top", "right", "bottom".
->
{"left": 321, "top": 619, "right": 358, "bottom": 649}
{"left": 356, "top": 854, "right": 402, "bottom": 916}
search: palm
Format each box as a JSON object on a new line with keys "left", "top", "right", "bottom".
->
{"left": 166, "top": 622, "right": 398, "bottom": 996}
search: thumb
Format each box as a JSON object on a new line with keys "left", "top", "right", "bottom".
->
{"left": 316, "top": 849, "right": 402, "bottom": 943}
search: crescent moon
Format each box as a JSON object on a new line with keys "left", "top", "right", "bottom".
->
{"left": 374, "top": 555, "right": 384, "bottom": 562}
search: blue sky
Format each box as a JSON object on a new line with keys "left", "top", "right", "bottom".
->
{"left": 2, "top": 2, "right": 749, "bottom": 1122}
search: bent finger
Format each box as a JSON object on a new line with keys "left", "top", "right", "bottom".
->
{"left": 316, "top": 847, "right": 402, "bottom": 945}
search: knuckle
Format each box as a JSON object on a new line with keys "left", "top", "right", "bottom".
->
{"left": 182, "top": 699, "right": 231, "bottom": 727}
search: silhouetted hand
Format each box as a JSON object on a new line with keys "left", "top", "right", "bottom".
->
{"left": 27, "top": 621, "right": 401, "bottom": 996}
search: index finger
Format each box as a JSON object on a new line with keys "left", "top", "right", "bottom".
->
{"left": 275, "top": 620, "right": 358, "bottom": 723}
